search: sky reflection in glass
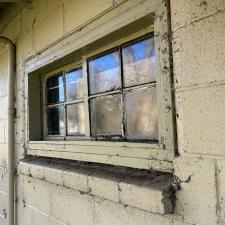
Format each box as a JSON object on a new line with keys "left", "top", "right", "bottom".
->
{"left": 66, "top": 68, "right": 83, "bottom": 100}
{"left": 122, "top": 37, "right": 156, "bottom": 87}
{"left": 47, "top": 74, "right": 64, "bottom": 104}
{"left": 89, "top": 51, "right": 121, "bottom": 94}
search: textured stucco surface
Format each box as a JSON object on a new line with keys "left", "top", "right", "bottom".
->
{"left": 0, "top": 0, "right": 225, "bottom": 225}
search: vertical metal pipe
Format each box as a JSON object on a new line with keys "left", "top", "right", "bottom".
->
{"left": 0, "top": 37, "right": 15, "bottom": 225}
{"left": 7, "top": 42, "right": 15, "bottom": 225}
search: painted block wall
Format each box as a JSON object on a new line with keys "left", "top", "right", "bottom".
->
{"left": 0, "top": 0, "right": 224, "bottom": 225}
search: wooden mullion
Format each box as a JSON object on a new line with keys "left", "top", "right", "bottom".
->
{"left": 83, "top": 57, "right": 91, "bottom": 137}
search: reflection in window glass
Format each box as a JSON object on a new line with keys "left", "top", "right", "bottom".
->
{"left": 125, "top": 87, "right": 158, "bottom": 140}
{"left": 122, "top": 37, "right": 155, "bottom": 87}
{"left": 47, "top": 74, "right": 64, "bottom": 104}
{"left": 66, "top": 68, "right": 83, "bottom": 101}
{"left": 47, "top": 106, "right": 65, "bottom": 135}
{"left": 67, "top": 103, "right": 85, "bottom": 136}
{"left": 88, "top": 51, "right": 121, "bottom": 95}
{"left": 90, "top": 94, "right": 123, "bottom": 136}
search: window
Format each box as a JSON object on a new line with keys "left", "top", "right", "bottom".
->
{"left": 45, "top": 68, "right": 85, "bottom": 137}
{"left": 44, "top": 34, "right": 158, "bottom": 142}
{"left": 26, "top": 0, "right": 175, "bottom": 172}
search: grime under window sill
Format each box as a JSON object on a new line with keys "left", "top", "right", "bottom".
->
{"left": 18, "top": 156, "right": 176, "bottom": 215}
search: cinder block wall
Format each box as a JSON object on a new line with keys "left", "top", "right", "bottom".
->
{"left": 171, "top": 1, "right": 225, "bottom": 224}
{"left": 0, "top": 0, "right": 224, "bottom": 225}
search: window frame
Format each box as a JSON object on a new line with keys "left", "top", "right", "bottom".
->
{"left": 43, "top": 33, "right": 158, "bottom": 142}
{"left": 25, "top": 0, "right": 175, "bottom": 172}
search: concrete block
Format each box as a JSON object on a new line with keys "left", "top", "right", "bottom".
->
{"left": 23, "top": 176, "right": 51, "bottom": 214}
{"left": 216, "top": 159, "right": 225, "bottom": 225}
{"left": 88, "top": 170, "right": 121, "bottom": 202}
{"left": 21, "top": 7, "right": 36, "bottom": 33}
{"left": 33, "top": 209, "right": 50, "bottom": 225}
{"left": 119, "top": 173, "right": 174, "bottom": 214}
{"left": 1, "top": 14, "right": 21, "bottom": 42}
{"left": 0, "top": 144, "right": 7, "bottom": 167}
{"left": 173, "top": 12, "right": 225, "bottom": 88}
{"left": 0, "top": 217, "right": 7, "bottom": 225}
{"left": 44, "top": 165, "right": 64, "bottom": 186}
{"left": 51, "top": 185, "right": 94, "bottom": 225}
{"left": 63, "top": 167, "right": 89, "bottom": 192}
{"left": 27, "top": 0, "right": 48, "bottom": 26}
{"left": 0, "top": 75, "right": 7, "bottom": 97}
{"left": 17, "top": 202, "right": 34, "bottom": 225}
{"left": 0, "top": 97, "right": 8, "bottom": 120}
{"left": 63, "top": 0, "right": 112, "bottom": 34}
{"left": 0, "top": 168, "right": 7, "bottom": 193}
{"left": 46, "top": 0, "right": 64, "bottom": 15}
{"left": 0, "top": 193, "right": 7, "bottom": 220}
{"left": 94, "top": 198, "right": 187, "bottom": 225}
{"left": 33, "top": 5, "right": 63, "bottom": 51}
{"left": 0, "top": 120, "right": 5, "bottom": 143}
{"left": 19, "top": 160, "right": 45, "bottom": 180}
{"left": 16, "top": 31, "right": 34, "bottom": 66}
{"left": 171, "top": 0, "right": 225, "bottom": 30}
{"left": 18, "top": 161, "right": 30, "bottom": 176}
{"left": 49, "top": 217, "right": 67, "bottom": 225}
{"left": 174, "top": 156, "right": 217, "bottom": 225}
{"left": 176, "top": 85, "right": 225, "bottom": 155}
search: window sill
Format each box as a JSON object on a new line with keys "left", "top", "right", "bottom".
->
{"left": 26, "top": 140, "right": 174, "bottom": 172}
{"left": 18, "top": 157, "right": 176, "bottom": 215}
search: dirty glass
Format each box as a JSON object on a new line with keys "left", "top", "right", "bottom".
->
{"left": 66, "top": 103, "right": 85, "bottom": 136}
{"left": 90, "top": 94, "right": 123, "bottom": 136}
{"left": 46, "top": 74, "right": 64, "bottom": 104}
{"left": 122, "top": 36, "right": 156, "bottom": 87}
{"left": 125, "top": 87, "right": 158, "bottom": 140}
{"left": 65, "top": 68, "right": 83, "bottom": 101}
{"left": 88, "top": 50, "right": 121, "bottom": 95}
{"left": 47, "top": 106, "right": 65, "bottom": 135}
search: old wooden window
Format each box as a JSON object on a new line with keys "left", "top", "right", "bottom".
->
{"left": 27, "top": 0, "right": 175, "bottom": 172}
{"left": 44, "top": 34, "right": 158, "bottom": 142}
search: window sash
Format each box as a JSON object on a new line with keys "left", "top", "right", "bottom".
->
{"left": 43, "top": 33, "right": 158, "bottom": 142}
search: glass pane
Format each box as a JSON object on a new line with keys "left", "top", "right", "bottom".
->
{"left": 125, "top": 87, "right": 158, "bottom": 140}
{"left": 66, "top": 103, "right": 85, "bottom": 136}
{"left": 47, "top": 106, "right": 65, "bottom": 135}
{"left": 66, "top": 68, "right": 83, "bottom": 101}
{"left": 122, "top": 36, "right": 156, "bottom": 87}
{"left": 88, "top": 51, "right": 121, "bottom": 95}
{"left": 46, "top": 74, "right": 64, "bottom": 104}
{"left": 90, "top": 94, "right": 122, "bottom": 136}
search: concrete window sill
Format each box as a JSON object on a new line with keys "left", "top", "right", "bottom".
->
{"left": 18, "top": 157, "right": 176, "bottom": 215}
